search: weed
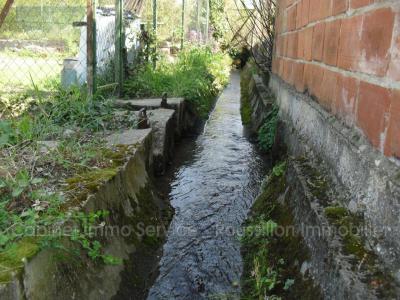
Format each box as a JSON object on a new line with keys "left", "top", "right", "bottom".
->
{"left": 124, "top": 47, "right": 231, "bottom": 118}
{"left": 271, "top": 161, "right": 287, "bottom": 178}
{"left": 258, "top": 105, "right": 279, "bottom": 152}
{"left": 241, "top": 161, "right": 322, "bottom": 300}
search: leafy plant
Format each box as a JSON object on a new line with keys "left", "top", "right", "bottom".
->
{"left": 71, "top": 211, "right": 122, "bottom": 265}
{"left": 271, "top": 161, "right": 286, "bottom": 178}
{"left": 0, "top": 170, "right": 120, "bottom": 283}
{"left": 258, "top": 104, "right": 279, "bottom": 152}
{"left": 125, "top": 47, "right": 231, "bottom": 118}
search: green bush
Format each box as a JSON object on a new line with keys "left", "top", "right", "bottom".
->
{"left": 124, "top": 47, "right": 231, "bottom": 118}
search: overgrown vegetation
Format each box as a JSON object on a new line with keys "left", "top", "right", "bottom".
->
{"left": 241, "top": 161, "right": 322, "bottom": 299}
{"left": 258, "top": 104, "right": 279, "bottom": 152}
{"left": 124, "top": 47, "right": 231, "bottom": 117}
{"left": 240, "top": 63, "right": 257, "bottom": 125}
{"left": 0, "top": 79, "right": 139, "bottom": 280}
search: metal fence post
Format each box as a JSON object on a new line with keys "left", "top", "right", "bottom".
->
{"left": 115, "top": 0, "right": 124, "bottom": 97}
{"left": 87, "top": 0, "right": 97, "bottom": 96}
{"left": 152, "top": 0, "right": 157, "bottom": 33}
{"left": 152, "top": 0, "right": 157, "bottom": 69}
{"left": 0, "top": 0, "right": 15, "bottom": 29}
{"left": 181, "top": 0, "right": 185, "bottom": 50}
{"left": 205, "top": 0, "right": 209, "bottom": 45}
{"left": 196, "top": 0, "right": 200, "bottom": 43}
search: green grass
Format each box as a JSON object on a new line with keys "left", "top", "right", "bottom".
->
{"left": 124, "top": 46, "right": 231, "bottom": 118}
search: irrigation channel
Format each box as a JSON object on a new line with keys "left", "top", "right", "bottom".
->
{"left": 147, "top": 71, "right": 270, "bottom": 299}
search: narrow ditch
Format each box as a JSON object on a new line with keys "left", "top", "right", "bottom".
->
{"left": 146, "top": 71, "right": 271, "bottom": 299}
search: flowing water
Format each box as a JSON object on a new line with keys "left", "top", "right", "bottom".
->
{"left": 147, "top": 71, "right": 269, "bottom": 300}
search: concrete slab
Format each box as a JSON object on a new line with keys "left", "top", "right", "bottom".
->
{"left": 106, "top": 128, "right": 152, "bottom": 147}
{"left": 114, "top": 98, "right": 184, "bottom": 111}
{"left": 147, "top": 109, "right": 176, "bottom": 176}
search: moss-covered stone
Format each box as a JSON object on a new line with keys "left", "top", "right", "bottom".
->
{"left": 323, "top": 205, "right": 396, "bottom": 297}
{"left": 241, "top": 161, "right": 322, "bottom": 300}
{"left": 296, "top": 159, "right": 330, "bottom": 205}
{"left": 324, "top": 206, "right": 348, "bottom": 221}
{"left": 240, "top": 66, "right": 253, "bottom": 126}
{"left": 0, "top": 238, "right": 39, "bottom": 283}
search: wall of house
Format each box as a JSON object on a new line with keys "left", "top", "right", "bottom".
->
{"left": 272, "top": 0, "right": 400, "bottom": 160}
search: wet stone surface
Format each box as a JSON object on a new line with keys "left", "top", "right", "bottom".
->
{"left": 147, "top": 72, "right": 268, "bottom": 300}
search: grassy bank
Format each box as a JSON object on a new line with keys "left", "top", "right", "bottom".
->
{"left": 124, "top": 47, "right": 231, "bottom": 118}
{"left": 0, "top": 83, "right": 138, "bottom": 281}
{"left": 241, "top": 162, "right": 322, "bottom": 300}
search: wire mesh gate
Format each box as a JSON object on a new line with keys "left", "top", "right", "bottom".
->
{"left": 0, "top": 0, "right": 134, "bottom": 98}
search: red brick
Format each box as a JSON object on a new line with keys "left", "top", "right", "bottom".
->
{"left": 309, "top": 0, "right": 319, "bottom": 22}
{"left": 357, "top": 82, "right": 392, "bottom": 148}
{"left": 283, "top": 59, "right": 294, "bottom": 83}
{"left": 281, "top": 8, "right": 288, "bottom": 33}
{"left": 279, "top": 57, "right": 285, "bottom": 76}
{"left": 281, "top": 35, "right": 288, "bottom": 57}
{"left": 298, "top": 29, "right": 305, "bottom": 58}
{"left": 332, "top": 0, "right": 347, "bottom": 15}
{"left": 310, "top": 64, "right": 324, "bottom": 98}
{"left": 293, "top": 62, "right": 305, "bottom": 92}
{"left": 334, "top": 74, "right": 359, "bottom": 126}
{"left": 387, "top": 11, "right": 400, "bottom": 81}
{"left": 384, "top": 90, "right": 400, "bottom": 158}
{"left": 312, "top": 22, "right": 325, "bottom": 61}
{"left": 319, "top": 70, "right": 338, "bottom": 111}
{"left": 287, "top": 0, "right": 296, "bottom": 7}
{"left": 276, "top": 36, "right": 283, "bottom": 56}
{"left": 287, "top": 32, "right": 299, "bottom": 58}
{"left": 309, "top": 0, "right": 331, "bottom": 22}
{"left": 287, "top": 5, "right": 298, "bottom": 31}
{"left": 296, "top": 2, "right": 302, "bottom": 29}
{"left": 323, "top": 19, "right": 341, "bottom": 66}
{"left": 350, "top": 0, "right": 373, "bottom": 9}
{"left": 338, "top": 15, "right": 363, "bottom": 71}
{"left": 303, "top": 63, "right": 313, "bottom": 92}
{"left": 358, "top": 8, "right": 395, "bottom": 77}
{"left": 304, "top": 26, "right": 313, "bottom": 60}
{"left": 320, "top": 0, "right": 332, "bottom": 19}
{"left": 301, "top": 0, "right": 310, "bottom": 27}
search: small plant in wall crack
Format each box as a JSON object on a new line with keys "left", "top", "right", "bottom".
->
{"left": 258, "top": 104, "right": 279, "bottom": 152}
{"left": 70, "top": 211, "right": 122, "bottom": 265}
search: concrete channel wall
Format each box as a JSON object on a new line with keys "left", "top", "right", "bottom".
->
{"left": 0, "top": 98, "right": 197, "bottom": 300}
{"left": 244, "top": 69, "right": 400, "bottom": 298}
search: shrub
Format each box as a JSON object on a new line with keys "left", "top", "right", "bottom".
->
{"left": 124, "top": 47, "right": 231, "bottom": 118}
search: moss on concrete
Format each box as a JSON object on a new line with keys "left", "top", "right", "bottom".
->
{"left": 0, "top": 238, "right": 39, "bottom": 283}
{"left": 240, "top": 65, "right": 253, "bottom": 125}
{"left": 296, "top": 158, "right": 330, "bottom": 205}
{"left": 324, "top": 206, "right": 397, "bottom": 297}
{"left": 63, "top": 144, "right": 137, "bottom": 206}
{"left": 241, "top": 161, "right": 322, "bottom": 300}
{"left": 65, "top": 168, "right": 119, "bottom": 205}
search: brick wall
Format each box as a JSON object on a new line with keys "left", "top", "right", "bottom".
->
{"left": 272, "top": 0, "right": 400, "bottom": 159}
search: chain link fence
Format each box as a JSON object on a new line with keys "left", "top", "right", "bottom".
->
{"left": 0, "top": 0, "right": 86, "bottom": 95}
{"left": 140, "top": 0, "right": 212, "bottom": 56}
{"left": 0, "top": 0, "right": 142, "bottom": 100}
